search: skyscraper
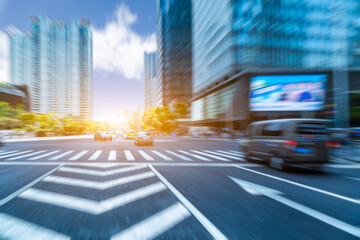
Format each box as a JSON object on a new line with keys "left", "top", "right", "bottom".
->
{"left": 8, "top": 17, "right": 93, "bottom": 120}
{"left": 191, "top": 0, "right": 360, "bottom": 126}
{"left": 155, "top": 0, "right": 192, "bottom": 107}
{"left": 144, "top": 52, "right": 156, "bottom": 111}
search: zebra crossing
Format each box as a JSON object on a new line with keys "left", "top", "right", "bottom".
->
{"left": 0, "top": 149, "right": 245, "bottom": 162}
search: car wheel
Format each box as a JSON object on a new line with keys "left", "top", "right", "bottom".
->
{"left": 269, "top": 156, "right": 286, "bottom": 171}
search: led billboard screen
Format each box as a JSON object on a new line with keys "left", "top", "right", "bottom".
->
{"left": 249, "top": 74, "right": 327, "bottom": 111}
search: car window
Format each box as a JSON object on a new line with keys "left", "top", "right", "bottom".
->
{"left": 261, "top": 123, "right": 284, "bottom": 137}
{"left": 296, "top": 122, "right": 327, "bottom": 136}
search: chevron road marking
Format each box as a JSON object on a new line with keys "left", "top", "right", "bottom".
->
{"left": 43, "top": 171, "right": 155, "bottom": 189}
{"left": 7, "top": 150, "right": 46, "bottom": 161}
{"left": 178, "top": 150, "right": 211, "bottom": 161}
{"left": 111, "top": 202, "right": 190, "bottom": 240}
{"left": 49, "top": 151, "right": 74, "bottom": 161}
{"left": 19, "top": 182, "right": 167, "bottom": 214}
{"left": 58, "top": 165, "right": 148, "bottom": 176}
{"left": 69, "top": 150, "right": 88, "bottom": 161}
{"left": 0, "top": 213, "right": 70, "bottom": 240}
{"left": 164, "top": 150, "right": 192, "bottom": 161}
{"left": 151, "top": 150, "right": 173, "bottom": 161}
{"left": 191, "top": 150, "right": 231, "bottom": 162}
{"left": 29, "top": 150, "right": 61, "bottom": 160}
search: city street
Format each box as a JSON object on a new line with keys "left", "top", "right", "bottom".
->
{"left": 0, "top": 137, "right": 359, "bottom": 239}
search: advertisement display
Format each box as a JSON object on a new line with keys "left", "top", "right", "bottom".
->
{"left": 249, "top": 74, "right": 327, "bottom": 111}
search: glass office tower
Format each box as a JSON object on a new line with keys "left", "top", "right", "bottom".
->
{"left": 191, "top": 0, "right": 360, "bottom": 125}
{"left": 155, "top": 0, "right": 192, "bottom": 107}
{"left": 144, "top": 52, "right": 157, "bottom": 111}
{"left": 9, "top": 17, "right": 93, "bottom": 120}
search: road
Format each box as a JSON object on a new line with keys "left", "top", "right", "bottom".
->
{"left": 0, "top": 136, "right": 359, "bottom": 239}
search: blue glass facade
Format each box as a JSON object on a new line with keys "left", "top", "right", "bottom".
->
{"left": 9, "top": 17, "right": 93, "bottom": 120}
{"left": 144, "top": 52, "right": 156, "bottom": 110}
{"left": 191, "top": 0, "right": 360, "bottom": 124}
{"left": 155, "top": 0, "right": 192, "bottom": 107}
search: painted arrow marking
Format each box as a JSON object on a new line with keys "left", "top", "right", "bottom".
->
{"left": 43, "top": 171, "right": 155, "bottom": 189}
{"left": 19, "top": 182, "right": 167, "bottom": 215}
{"left": 229, "top": 176, "right": 360, "bottom": 238}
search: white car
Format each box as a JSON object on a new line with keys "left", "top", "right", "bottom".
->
{"left": 94, "top": 131, "right": 112, "bottom": 141}
{"left": 135, "top": 132, "right": 153, "bottom": 146}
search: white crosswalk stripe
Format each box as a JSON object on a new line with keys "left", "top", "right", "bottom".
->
{"left": 151, "top": 150, "right": 173, "bottom": 161}
{"left": 49, "top": 151, "right": 74, "bottom": 161}
{"left": 108, "top": 150, "right": 116, "bottom": 161}
{"left": 6, "top": 150, "right": 46, "bottom": 161}
{"left": 138, "top": 150, "right": 154, "bottom": 161}
{"left": 88, "top": 150, "right": 102, "bottom": 161}
{"left": 111, "top": 202, "right": 190, "bottom": 240}
{"left": 204, "top": 150, "right": 244, "bottom": 161}
{"left": 216, "top": 150, "right": 243, "bottom": 157}
{"left": 0, "top": 150, "right": 18, "bottom": 156}
{"left": 0, "top": 150, "right": 32, "bottom": 159}
{"left": 125, "top": 150, "right": 135, "bottom": 161}
{"left": 69, "top": 150, "right": 88, "bottom": 161}
{"left": 228, "top": 150, "right": 243, "bottom": 154}
{"left": 29, "top": 150, "right": 60, "bottom": 160}
{"left": 191, "top": 150, "right": 231, "bottom": 162}
{"left": 177, "top": 150, "right": 211, "bottom": 161}
{"left": 164, "top": 150, "right": 192, "bottom": 161}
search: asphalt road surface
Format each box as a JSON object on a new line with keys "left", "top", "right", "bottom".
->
{"left": 0, "top": 136, "right": 359, "bottom": 239}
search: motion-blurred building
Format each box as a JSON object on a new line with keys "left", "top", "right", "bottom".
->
{"left": 0, "top": 83, "right": 29, "bottom": 111}
{"left": 155, "top": 0, "right": 192, "bottom": 107}
{"left": 191, "top": 0, "right": 360, "bottom": 128}
{"left": 8, "top": 17, "right": 93, "bottom": 120}
{"left": 144, "top": 52, "right": 157, "bottom": 111}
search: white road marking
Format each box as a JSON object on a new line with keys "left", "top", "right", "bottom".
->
{"left": 151, "top": 150, "right": 173, "bottom": 161}
{"left": 6, "top": 150, "right": 46, "bottom": 160}
{"left": 111, "top": 202, "right": 190, "bottom": 240}
{"left": 325, "top": 164, "right": 360, "bottom": 169}
{"left": 228, "top": 150, "right": 243, "bottom": 154}
{"left": 138, "top": 150, "right": 154, "bottom": 161}
{"left": 0, "top": 150, "right": 33, "bottom": 159}
{"left": 164, "top": 150, "right": 192, "bottom": 161}
{"left": 148, "top": 164, "right": 228, "bottom": 240}
{"left": 43, "top": 171, "right": 155, "bottom": 189}
{"left": 234, "top": 164, "right": 360, "bottom": 204}
{"left": 49, "top": 151, "right": 74, "bottom": 161}
{"left": 58, "top": 165, "right": 147, "bottom": 176}
{"left": 0, "top": 164, "right": 64, "bottom": 206}
{"left": 0, "top": 213, "right": 70, "bottom": 240}
{"left": 125, "top": 150, "right": 135, "bottom": 161}
{"left": 68, "top": 150, "right": 88, "bottom": 161}
{"left": 216, "top": 150, "right": 243, "bottom": 157}
{"left": 88, "top": 150, "right": 102, "bottom": 161}
{"left": 0, "top": 150, "right": 18, "bottom": 156}
{"left": 108, "top": 150, "right": 116, "bottom": 161}
{"left": 345, "top": 177, "right": 360, "bottom": 181}
{"left": 178, "top": 150, "right": 211, "bottom": 161}
{"left": 29, "top": 150, "right": 61, "bottom": 160}
{"left": 204, "top": 151, "right": 244, "bottom": 161}
{"left": 191, "top": 150, "right": 231, "bottom": 162}
{"left": 19, "top": 182, "right": 166, "bottom": 214}
{"left": 230, "top": 177, "right": 360, "bottom": 238}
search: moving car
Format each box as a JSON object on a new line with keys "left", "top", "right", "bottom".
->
{"left": 240, "top": 118, "right": 329, "bottom": 170}
{"left": 94, "top": 131, "right": 112, "bottom": 141}
{"left": 135, "top": 132, "right": 153, "bottom": 146}
{"left": 125, "top": 130, "right": 137, "bottom": 140}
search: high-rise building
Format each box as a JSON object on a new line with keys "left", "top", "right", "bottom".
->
{"left": 144, "top": 52, "right": 156, "bottom": 111}
{"left": 8, "top": 17, "right": 93, "bottom": 120}
{"left": 191, "top": 0, "right": 360, "bottom": 127}
{"left": 155, "top": 0, "right": 192, "bottom": 107}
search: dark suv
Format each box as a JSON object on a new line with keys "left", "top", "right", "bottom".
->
{"left": 240, "top": 119, "right": 329, "bottom": 170}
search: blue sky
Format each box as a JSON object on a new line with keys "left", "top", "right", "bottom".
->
{"left": 0, "top": 0, "right": 156, "bottom": 120}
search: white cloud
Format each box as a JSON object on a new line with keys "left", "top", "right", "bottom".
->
{"left": 92, "top": 4, "right": 156, "bottom": 80}
{"left": 0, "top": 31, "right": 9, "bottom": 83}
